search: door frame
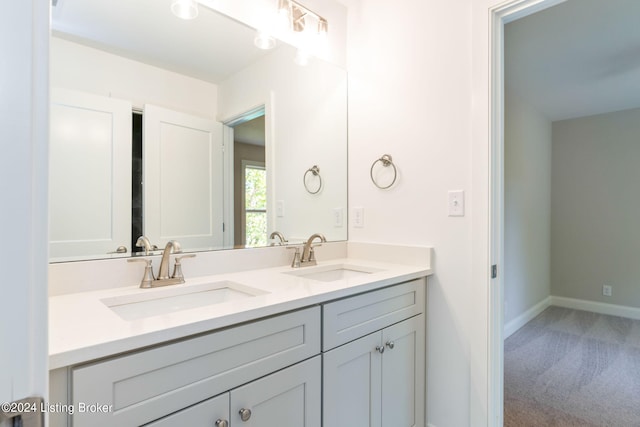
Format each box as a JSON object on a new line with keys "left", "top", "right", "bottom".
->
{"left": 486, "top": 0, "right": 567, "bottom": 425}
{"left": 222, "top": 98, "right": 275, "bottom": 248}
{"left": 0, "top": 0, "right": 50, "bottom": 422}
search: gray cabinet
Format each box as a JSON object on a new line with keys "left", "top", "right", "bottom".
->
{"left": 51, "top": 278, "right": 427, "bottom": 427}
{"left": 70, "top": 307, "right": 320, "bottom": 426}
{"left": 323, "top": 330, "right": 382, "bottom": 427}
{"left": 322, "top": 279, "right": 426, "bottom": 427}
{"left": 147, "top": 356, "right": 320, "bottom": 427}
{"left": 230, "top": 356, "right": 321, "bottom": 427}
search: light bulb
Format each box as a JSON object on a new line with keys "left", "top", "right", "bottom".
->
{"left": 171, "top": 0, "right": 199, "bottom": 20}
{"left": 255, "top": 31, "right": 276, "bottom": 50}
{"left": 277, "top": 1, "right": 291, "bottom": 31}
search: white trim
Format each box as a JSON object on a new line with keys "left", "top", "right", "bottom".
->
{"left": 503, "top": 297, "right": 640, "bottom": 341}
{"left": 503, "top": 297, "right": 552, "bottom": 338}
{"left": 1, "top": 0, "right": 50, "bottom": 408}
{"left": 487, "top": 4, "right": 505, "bottom": 425}
{"left": 222, "top": 125, "right": 234, "bottom": 248}
{"left": 264, "top": 92, "right": 276, "bottom": 237}
{"left": 550, "top": 296, "right": 640, "bottom": 320}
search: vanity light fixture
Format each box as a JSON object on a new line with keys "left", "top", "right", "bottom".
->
{"left": 278, "top": 0, "right": 327, "bottom": 35}
{"left": 171, "top": 0, "right": 199, "bottom": 20}
{"left": 254, "top": 0, "right": 329, "bottom": 57}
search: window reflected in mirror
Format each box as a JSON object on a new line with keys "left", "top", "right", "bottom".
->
{"left": 233, "top": 115, "right": 266, "bottom": 248}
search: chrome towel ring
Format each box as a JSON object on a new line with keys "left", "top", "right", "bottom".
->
{"left": 370, "top": 154, "right": 397, "bottom": 189}
{"left": 304, "top": 165, "right": 322, "bottom": 194}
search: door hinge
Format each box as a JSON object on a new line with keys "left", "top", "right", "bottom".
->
{"left": 491, "top": 264, "right": 498, "bottom": 279}
{"left": 1, "top": 396, "right": 44, "bottom": 427}
{"left": 222, "top": 222, "right": 225, "bottom": 232}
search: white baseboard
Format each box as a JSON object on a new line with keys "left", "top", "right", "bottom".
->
{"left": 504, "top": 296, "right": 640, "bottom": 339}
{"left": 550, "top": 296, "right": 640, "bottom": 320}
{"left": 504, "top": 296, "right": 552, "bottom": 339}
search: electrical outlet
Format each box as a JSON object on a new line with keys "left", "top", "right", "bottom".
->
{"left": 333, "top": 207, "right": 344, "bottom": 227}
{"left": 353, "top": 207, "right": 364, "bottom": 228}
{"left": 602, "top": 285, "right": 612, "bottom": 297}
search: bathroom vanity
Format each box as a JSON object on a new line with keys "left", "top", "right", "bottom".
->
{"left": 48, "top": 243, "right": 431, "bottom": 427}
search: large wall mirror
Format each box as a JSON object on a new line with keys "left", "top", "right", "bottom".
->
{"left": 50, "top": 0, "right": 347, "bottom": 262}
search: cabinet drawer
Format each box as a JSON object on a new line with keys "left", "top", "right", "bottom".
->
{"left": 71, "top": 306, "right": 320, "bottom": 427}
{"left": 323, "top": 279, "right": 424, "bottom": 350}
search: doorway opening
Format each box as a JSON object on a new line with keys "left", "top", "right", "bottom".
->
{"left": 226, "top": 108, "right": 267, "bottom": 248}
{"left": 493, "top": 0, "right": 640, "bottom": 424}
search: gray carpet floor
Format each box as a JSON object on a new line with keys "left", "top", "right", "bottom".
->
{"left": 504, "top": 306, "right": 640, "bottom": 426}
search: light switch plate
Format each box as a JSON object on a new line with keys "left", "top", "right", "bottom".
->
{"left": 448, "top": 190, "right": 465, "bottom": 216}
{"left": 277, "top": 200, "right": 285, "bottom": 217}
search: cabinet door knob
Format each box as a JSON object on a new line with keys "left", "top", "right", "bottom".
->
{"left": 386, "top": 341, "right": 395, "bottom": 350}
{"left": 375, "top": 345, "right": 385, "bottom": 354}
{"left": 215, "top": 419, "right": 229, "bottom": 427}
{"left": 239, "top": 408, "right": 252, "bottom": 422}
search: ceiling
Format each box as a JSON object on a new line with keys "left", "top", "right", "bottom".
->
{"left": 505, "top": 0, "right": 640, "bottom": 121}
{"left": 234, "top": 115, "right": 266, "bottom": 146}
{"left": 51, "top": 0, "right": 273, "bottom": 84}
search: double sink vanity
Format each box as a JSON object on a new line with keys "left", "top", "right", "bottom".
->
{"left": 48, "top": 242, "right": 432, "bottom": 427}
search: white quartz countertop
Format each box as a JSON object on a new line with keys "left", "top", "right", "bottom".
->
{"left": 49, "top": 255, "right": 432, "bottom": 369}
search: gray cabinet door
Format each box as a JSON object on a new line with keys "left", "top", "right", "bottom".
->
{"left": 322, "top": 332, "right": 383, "bottom": 427}
{"left": 230, "top": 356, "right": 321, "bottom": 427}
{"left": 323, "top": 315, "right": 425, "bottom": 427}
{"left": 381, "top": 314, "right": 425, "bottom": 427}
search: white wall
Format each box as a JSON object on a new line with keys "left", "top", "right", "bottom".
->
{"left": 219, "top": 45, "right": 348, "bottom": 242}
{"left": 51, "top": 37, "right": 218, "bottom": 118}
{"left": 504, "top": 92, "right": 552, "bottom": 325}
{"left": 551, "top": 107, "right": 640, "bottom": 307}
{"left": 345, "top": 0, "right": 473, "bottom": 425}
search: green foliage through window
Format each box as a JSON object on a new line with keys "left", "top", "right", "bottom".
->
{"left": 245, "top": 166, "right": 267, "bottom": 247}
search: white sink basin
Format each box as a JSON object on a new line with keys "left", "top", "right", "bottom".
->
{"left": 101, "top": 281, "right": 268, "bottom": 321}
{"left": 284, "top": 263, "right": 383, "bottom": 282}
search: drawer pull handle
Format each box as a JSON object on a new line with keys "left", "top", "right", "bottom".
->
{"left": 386, "top": 341, "right": 395, "bottom": 350}
{"left": 215, "top": 420, "right": 229, "bottom": 427}
{"left": 375, "top": 345, "right": 385, "bottom": 354}
{"left": 239, "top": 408, "right": 252, "bottom": 422}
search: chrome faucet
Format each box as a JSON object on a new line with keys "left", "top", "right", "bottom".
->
{"left": 135, "top": 235, "right": 153, "bottom": 255}
{"left": 269, "top": 231, "right": 288, "bottom": 246}
{"left": 158, "top": 240, "right": 182, "bottom": 280}
{"left": 128, "top": 240, "right": 196, "bottom": 288}
{"left": 300, "top": 233, "right": 326, "bottom": 266}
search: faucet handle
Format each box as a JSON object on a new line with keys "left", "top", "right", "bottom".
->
{"left": 286, "top": 246, "right": 302, "bottom": 268}
{"left": 128, "top": 258, "right": 155, "bottom": 288}
{"left": 172, "top": 254, "right": 196, "bottom": 282}
{"left": 308, "top": 245, "right": 321, "bottom": 262}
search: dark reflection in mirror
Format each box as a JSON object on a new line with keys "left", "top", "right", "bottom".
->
{"left": 132, "top": 112, "right": 143, "bottom": 250}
